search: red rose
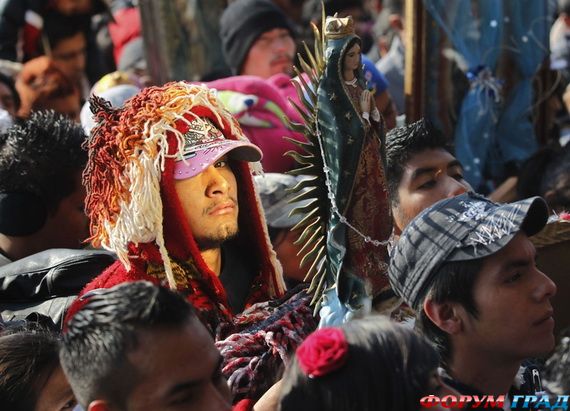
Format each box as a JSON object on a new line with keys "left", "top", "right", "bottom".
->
{"left": 296, "top": 327, "right": 348, "bottom": 378}
{"left": 560, "top": 212, "right": 570, "bottom": 221}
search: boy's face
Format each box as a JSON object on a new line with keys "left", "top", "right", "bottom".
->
{"left": 41, "top": 172, "right": 89, "bottom": 249}
{"left": 392, "top": 149, "right": 470, "bottom": 234}
{"left": 124, "top": 319, "right": 232, "bottom": 411}
{"left": 458, "top": 232, "right": 557, "bottom": 361}
{"left": 35, "top": 365, "right": 77, "bottom": 411}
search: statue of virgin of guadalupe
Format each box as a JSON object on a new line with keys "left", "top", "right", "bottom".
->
{"left": 288, "top": 15, "right": 394, "bottom": 325}
{"left": 318, "top": 15, "right": 394, "bottom": 322}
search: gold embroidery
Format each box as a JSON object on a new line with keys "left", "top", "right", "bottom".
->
{"left": 147, "top": 258, "right": 201, "bottom": 288}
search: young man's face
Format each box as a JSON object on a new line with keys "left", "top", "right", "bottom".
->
{"left": 174, "top": 156, "right": 239, "bottom": 250}
{"left": 459, "top": 232, "right": 557, "bottom": 361}
{"left": 125, "top": 319, "right": 232, "bottom": 411}
{"left": 51, "top": 32, "right": 87, "bottom": 84}
{"left": 40, "top": 172, "right": 89, "bottom": 249}
{"left": 35, "top": 365, "right": 77, "bottom": 411}
{"left": 392, "top": 149, "right": 470, "bottom": 233}
{"left": 240, "top": 28, "right": 295, "bottom": 79}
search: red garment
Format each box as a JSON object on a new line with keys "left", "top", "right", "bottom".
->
{"left": 108, "top": 7, "right": 141, "bottom": 64}
{"left": 22, "top": 10, "right": 42, "bottom": 58}
{"left": 68, "top": 105, "right": 286, "bottom": 330}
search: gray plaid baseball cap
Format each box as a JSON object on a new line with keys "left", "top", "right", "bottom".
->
{"left": 388, "top": 192, "right": 549, "bottom": 310}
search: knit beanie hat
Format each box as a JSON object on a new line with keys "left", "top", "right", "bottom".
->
{"left": 220, "top": 0, "right": 295, "bottom": 74}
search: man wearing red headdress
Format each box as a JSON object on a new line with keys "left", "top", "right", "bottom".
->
{"left": 68, "top": 82, "right": 315, "bottom": 408}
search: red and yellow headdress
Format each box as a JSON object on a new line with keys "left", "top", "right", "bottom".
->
{"left": 84, "top": 82, "right": 267, "bottom": 290}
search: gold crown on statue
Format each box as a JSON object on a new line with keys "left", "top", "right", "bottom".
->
{"left": 324, "top": 15, "right": 355, "bottom": 39}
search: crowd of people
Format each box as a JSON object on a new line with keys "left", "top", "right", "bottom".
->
{"left": 0, "top": 0, "right": 569, "bottom": 411}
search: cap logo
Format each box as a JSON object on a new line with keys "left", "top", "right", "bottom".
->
{"left": 178, "top": 118, "right": 226, "bottom": 161}
{"left": 465, "top": 207, "right": 519, "bottom": 250}
{"left": 457, "top": 200, "right": 488, "bottom": 222}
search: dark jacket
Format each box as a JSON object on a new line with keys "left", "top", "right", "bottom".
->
{"left": 0, "top": 248, "right": 115, "bottom": 329}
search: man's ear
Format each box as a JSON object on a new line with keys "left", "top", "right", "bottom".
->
{"left": 423, "top": 298, "right": 462, "bottom": 335}
{"left": 88, "top": 400, "right": 112, "bottom": 411}
{"left": 391, "top": 206, "right": 403, "bottom": 235}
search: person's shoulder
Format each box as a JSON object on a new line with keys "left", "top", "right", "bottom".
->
{"left": 0, "top": 248, "right": 115, "bottom": 294}
{"left": 64, "top": 259, "right": 147, "bottom": 322}
{"left": 80, "top": 259, "right": 135, "bottom": 293}
{"left": 0, "top": 248, "right": 116, "bottom": 327}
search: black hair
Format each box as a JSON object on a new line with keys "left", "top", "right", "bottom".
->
{"left": 0, "top": 110, "right": 87, "bottom": 213}
{"left": 42, "top": 15, "right": 87, "bottom": 52}
{"left": 60, "top": 281, "right": 198, "bottom": 409}
{"left": 279, "top": 316, "right": 440, "bottom": 411}
{"left": 0, "top": 72, "right": 20, "bottom": 112}
{"left": 417, "top": 258, "right": 483, "bottom": 366}
{"left": 543, "top": 329, "right": 570, "bottom": 395}
{"left": 385, "top": 118, "right": 453, "bottom": 205}
{"left": 0, "top": 324, "right": 62, "bottom": 411}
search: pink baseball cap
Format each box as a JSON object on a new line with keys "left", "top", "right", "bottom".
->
{"left": 173, "top": 117, "right": 262, "bottom": 180}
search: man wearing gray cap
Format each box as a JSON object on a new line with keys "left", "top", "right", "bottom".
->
{"left": 220, "top": 0, "right": 296, "bottom": 79}
{"left": 389, "top": 192, "right": 556, "bottom": 401}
